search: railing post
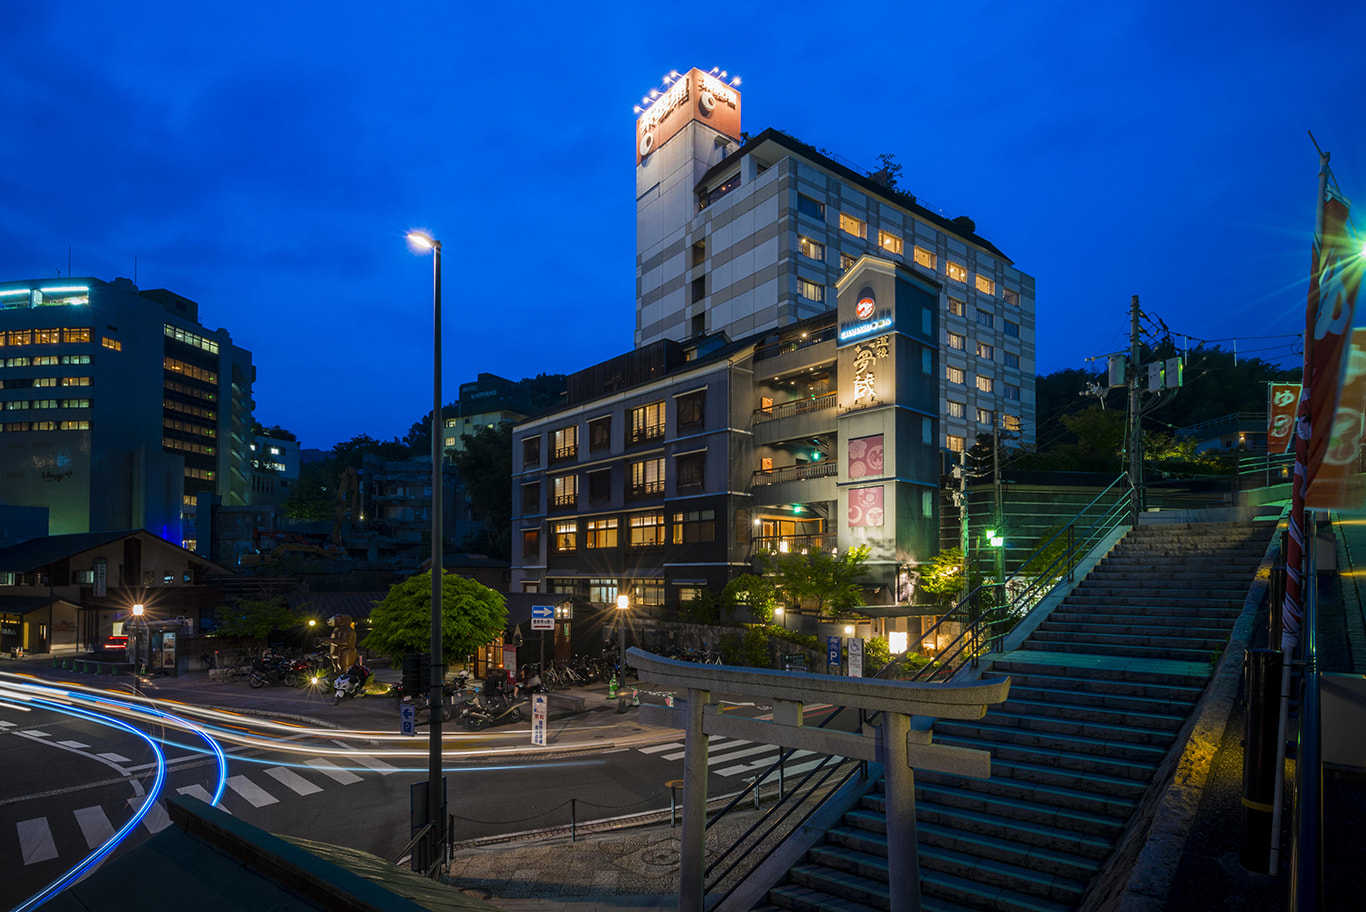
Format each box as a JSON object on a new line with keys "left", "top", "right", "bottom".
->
{"left": 881, "top": 712, "right": 921, "bottom": 912}
{"left": 679, "top": 688, "right": 711, "bottom": 912}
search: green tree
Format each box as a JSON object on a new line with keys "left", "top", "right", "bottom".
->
{"left": 919, "top": 547, "right": 967, "bottom": 605}
{"left": 450, "top": 423, "right": 514, "bottom": 559}
{"left": 768, "top": 545, "right": 871, "bottom": 617}
{"left": 210, "top": 598, "right": 298, "bottom": 640}
{"left": 722, "top": 573, "right": 777, "bottom": 623}
{"left": 364, "top": 571, "right": 507, "bottom": 667}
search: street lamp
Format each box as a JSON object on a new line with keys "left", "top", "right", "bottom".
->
{"left": 616, "top": 594, "right": 629, "bottom": 682}
{"left": 131, "top": 603, "right": 145, "bottom": 674}
{"left": 408, "top": 229, "right": 444, "bottom": 871}
{"left": 773, "top": 606, "right": 785, "bottom": 632}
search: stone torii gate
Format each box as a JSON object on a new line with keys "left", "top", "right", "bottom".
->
{"left": 629, "top": 647, "right": 1010, "bottom": 912}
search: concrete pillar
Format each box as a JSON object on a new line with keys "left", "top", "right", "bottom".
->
{"left": 882, "top": 712, "right": 921, "bottom": 912}
{"left": 679, "top": 687, "right": 710, "bottom": 912}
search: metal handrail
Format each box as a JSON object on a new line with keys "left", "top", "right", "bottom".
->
{"left": 1290, "top": 515, "right": 1323, "bottom": 910}
{"left": 753, "top": 392, "right": 836, "bottom": 423}
{"left": 752, "top": 461, "right": 838, "bottom": 484}
{"left": 700, "top": 473, "right": 1132, "bottom": 906}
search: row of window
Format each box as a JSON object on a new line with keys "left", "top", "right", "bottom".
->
{"left": 532, "top": 508, "right": 717, "bottom": 556}
{"left": 945, "top": 334, "right": 1023, "bottom": 368}
{"left": 945, "top": 401, "right": 1024, "bottom": 426}
{"left": 530, "top": 452, "right": 706, "bottom": 512}
{"left": 3, "top": 397, "right": 91, "bottom": 410}
{"left": 102, "top": 337, "right": 122, "bottom": 351}
{"left": 3, "top": 354, "right": 91, "bottom": 368}
{"left": 164, "top": 416, "right": 216, "bottom": 438}
{"left": 527, "top": 395, "right": 703, "bottom": 467}
{"left": 164, "top": 437, "right": 216, "bottom": 456}
{"left": 1, "top": 420, "right": 89, "bottom": 431}
{"left": 796, "top": 199, "right": 1023, "bottom": 303}
{"left": 164, "top": 324, "right": 220, "bottom": 354}
{"left": 0, "top": 375, "right": 95, "bottom": 389}
{"left": 945, "top": 367, "right": 1021, "bottom": 400}
{"left": 185, "top": 466, "right": 216, "bottom": 481}
{"left": 164, "top": 357, "right": 216, "bottom": 384}
{"left": 0, "top": 328, "right": 91, "bottom": 347}
{"left": 165, "top": 379, "right": 217, "bottom": 402}
{"left": 164, "top": 399, "right": 217, "bottom": 421}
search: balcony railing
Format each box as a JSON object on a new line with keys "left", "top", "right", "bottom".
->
{"left": 753, "top": 392, "right": 835, "bottom": 423}
{"left": 627, "top": 480, "right": 665, "bottom": 498}
{"left": 628, "top": 424, "right": 665, "bottom": 445}
{"left": 627, "top": 539, "right": 666, "bottom": 551}
{"left": 551, "top": 445, "right": 578, "bottom": 462}
{"left": 753, "top": 533, "right": 837, "bottom": 554}
{"left": 551, "top": 494, "right": 576, "bottom": 509}
{"left": 751, "top": 460, "right": 837, "bottom": 485}
{"left": 754, "top": 324, "right": 836, "bottom": 361}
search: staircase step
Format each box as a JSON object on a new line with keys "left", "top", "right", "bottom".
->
{"left": 923, "top": 867, "right": 1075, "bottom": 912}
{"left": 914, "top": 767, "right": 1140, "bottom": 817}
{"left": 910, "top": 782, "right": 1126, "bottom": 838}
{"left": 1003, "top": 669, "right": 1205, "bottom": 704}
{"left": 916, "top": 820, "right": 1104, "bottom": 883}
{"left": 1034, "top": 620, "right": 1234, "bottom": 640}
{"left": 1050, "top": 604, "right": 1244, "bottom": 622}
{"left": 990, "top": 652, "right": 1216, "bottom": 687}
{"left": 1028, "top": 629, "right": 1229, "bottom": 651}
{"left": 934, "top": 729, "right": 1161, "bottom": 781}
{"left": 979, "top": 706, "right": 1181, "bottom": 743}
{"left": 916, "top": 842, "right": 1087, "bottom": 906}
{"left": 1010, "top": 681, "right": 1199, "bottom": 714}
{"left": 768, "top": 880, "right": 884, "bottom": 912}
{"left": 988, "top": 756, "right": 1151, "bottom": 800}
{"left": 1025, "top": 638, "right": 1221, "bottom": 663}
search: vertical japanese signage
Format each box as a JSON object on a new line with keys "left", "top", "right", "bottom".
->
{"left": 635, "top": 68, "right": 742, "bottom": 164}
{"left": 531, "top": 693, "right": 547, "bottom": 746}
{"left": 1267, "top": 383, "right": 1301, "bottom": 454}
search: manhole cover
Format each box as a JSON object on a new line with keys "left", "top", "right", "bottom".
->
{"left": 642, "top": 848, "right": 680, "bottom": 867}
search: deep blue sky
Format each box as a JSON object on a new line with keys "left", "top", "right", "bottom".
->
{"left": 3, "top": 2, "right": 1363, "bottom": 450}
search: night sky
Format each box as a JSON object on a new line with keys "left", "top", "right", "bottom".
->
{"left": 3, "top": 2, "right": 1363, "bottom": 450}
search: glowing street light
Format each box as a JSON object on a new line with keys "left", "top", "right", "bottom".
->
{"left": 616, "top": 594, "right": 629, "bottom": 683}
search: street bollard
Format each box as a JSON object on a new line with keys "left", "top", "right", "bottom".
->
{"left": 1241, "top": 648, "right": 1282, "bottom": 873}
{"left": 570, "top": 798, "right": 577, "bottom": 843}
{"left": 607, "top": 674, "right": 618, "bottom": 699}
{"left": 631, "top": 688, "right": 640, "bottom": 707}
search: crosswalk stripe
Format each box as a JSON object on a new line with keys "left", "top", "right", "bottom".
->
{"left": 177, "top": 785, "right": 230, "bottom": 814}
{"left": 0, "top": 720, "right": 16, "bottom": 728}
{"left": 127, "top": 797, "right": 173, "bottom": 833}
{"left": 305, "top": 759, "right": 362, "bottom": 785}
{"left": 348, "top": 754, "right": 400, "bottom": 776}
{"left": 58, "top": 740, "right": 91, "bottom": 749}
{"left": 96, "top": 752, "right": 131, "bottom": 763}
{"left": 750, "top": 755, "right": 838, "bottom": 781}
{"left": 265, "top": 767, "right": 323, "bottom": 795}
{"left": 637, "top": 742, "right": 683, "bottom": 754}
{"left": 73, "top": 806, "right": 115, "bottom": 849}
{"left": 17, "top": 817, "right": 58, "bottom": 865}
{"left": 26, "top": 730, "right": 52, "bottom": 738}
{"left": 226, "top": 775, "right": 279, "bottom": 807}
{"left": 661, "top": 739, "right": 753, "bottom": 762}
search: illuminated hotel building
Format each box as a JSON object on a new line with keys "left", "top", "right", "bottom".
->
{"left": 510, "top": 68, "right": 1037, "bottom": 622}
{"left": 635, "top": 68, "right": 1036, "bottom": 452}
{"left": 0, "top": 277, "right": 255, "bottom": 546}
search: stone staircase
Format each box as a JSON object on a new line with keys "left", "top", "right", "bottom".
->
{"left": 758, "top": 520, "right": 1272, "bottom": 912}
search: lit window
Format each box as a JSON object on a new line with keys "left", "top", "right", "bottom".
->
{"left": 33, "top": 377, "right": 56, "bottom": 388}
{"left": 629, "top": 401, "right": 665, "bottom": 444}
{"left": 947, "top": 366, "right": 965, "bottom": 385}
{"left": 552, "top": 521, "right": 577, "bottom": 552}
{"left": 1004, "top": 351, "right": 1020, "bottom": 369}
{"left": 839, "top": 213, "right": 867, "bottom": 239}
{"left": 522, "top": 528, "right": 539, "bottom": 559}
{"left": 976, "top": 375, "right": 994, "bottom": 393}
{"left": 976, "top": 275, "right": 995, "bottom": 295}
{"left": 672, "top": 509, "right": 716, "bottom": 544}
{"left": 840, "top": 252, "right": 856, "bottom": 272}
{"left": 948, "top": 297, "right": 965, "bottom": 316}
{"left": 878, "top": 231, "right": 903, "bottom": 255}
{"left": 164, "top": 324, "right": 219, "bottom": 354}
{"left": 798, "top": 236, "right": 825, "bottom": 261}
{"left": 62, "top": 354, "right": 91, "bottom": 365}
{"left": 1003, "top": 414, "right": 1022, "bottom": 431}
{"left": 551, "top": 474, "right": 577, "bottom": 508}
{"left": 947, "top": 400, "right": 966, "bottom": 418}
{"left": 976, "top": 342, "right": 994, "bottom": 359}
{"left": 947, "top": 435, "right": 965, "bottom": 453}
{"left": 947, "top": 262, "right": 967, "bottom": 283}
{"left": 1005, "top": 383, "right": 1021, "bottom": 401}
{"left": 586, "top": 518, "right": 619, "bottom": 549}
{"left": 977, "top": 407, "right": 993, "bottom": 425}
{"left": 947, "top": 332, "right": 965, "bottom": 351}
{"left": 630, "top": 513, "right": 666, "bottom": 549}
{"left": 59, "top": 420, "right": 90, "bottom": 430}
{"left": 797, "top": 278, "right": 824, "bottom": 302}
{"left": 629, "top": 457, "right": 665, "bottom": 496}
{"left": 913, "top": 246, "right": 935, "bottom": 270}
{"left": 552, "top": 425, "right": 578, "bottom": 461}
{"left": 1004, "top": 288, "right": 1020, "bottom": 306}
{"left": 1005, "top": 321, "right": 1020, "bottom": 338}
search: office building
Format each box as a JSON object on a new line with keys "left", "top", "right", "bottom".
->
{"left": 0, "top": 277, "right": 255, "bottom": 546}
{"left": 635, "top": 68, "right": 1035, "bottom": 450}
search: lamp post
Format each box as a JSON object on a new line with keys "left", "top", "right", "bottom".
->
{"left": 773, "top": 606, "right": 785, "bottom": 632}
{"left": 131, "top": 602, "right": 145, "bottom": 675}
{"left": 408, "top": 229, "right": 444, "bottom": 871}
{"left": 616, "top": 594, "right": 629, "bottom": 682}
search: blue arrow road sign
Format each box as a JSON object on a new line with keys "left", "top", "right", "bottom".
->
{"left": 531, "top": 605, "right": 555, "bottom": 630}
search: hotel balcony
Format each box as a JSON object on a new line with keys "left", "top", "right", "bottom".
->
{"left": 750, "top": 460, "right": 837, "bottom": 506}
{"left": 753, "top": 532, "right": 838, "bottom": 556}
{"left": 752, "top": 392, "right": 836, "bottom": 445}
{"left": 753, "top": 324, "right": 837, "bottom": 380}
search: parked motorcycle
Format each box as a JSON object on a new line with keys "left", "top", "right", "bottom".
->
{"left": 461, "top": 673, "right": 524, "bottom": 730}
{"left": 333, "top": 662, "right": 372, "bottom": 703}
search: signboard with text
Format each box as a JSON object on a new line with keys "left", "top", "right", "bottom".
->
{"left": 848, "top": 638, "right": 864, "bottom": 678}
{"left": 531, "top": 694, "right": 547, "bottom": 746}
{"left": 636, "top": 68, "right": 742, "bottom": 163}
{"left": 400, "top": 704, "right": 416, "bottom": 737}
{"left": 531, "top": 605, "right": 555, "bottom": 631}
{"left": 827, "top": 635, "right": 841, "bottom": 673}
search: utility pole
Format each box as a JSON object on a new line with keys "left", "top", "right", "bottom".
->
{"left": 958, "top": 449, "right": 970, "bottom": 606}
{"left": 993, "top": 418, "right": 1005, "bottom": 604}
{"left": 1128, "top": 294, "right": 1143, "bottom": 521}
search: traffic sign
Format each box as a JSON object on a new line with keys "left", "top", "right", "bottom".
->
{"left": 848, "top": 638, "right": 864, "bottom": 678}
{"left": 400, "top": 703, "right": 416, "bottom": 737}
{"left": 531, "top": 693, "right": 548, "bottom": 746}
{"left": 827, "top": 635, "right": 841, "bottom": 672}
{"left": 531, "top": 605, "right": 555, "bottom": 631}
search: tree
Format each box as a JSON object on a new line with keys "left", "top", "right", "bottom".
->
{"left": 450, "top": 423, "right": 514, "bottom": 559}
{"left": 364, "top": 571, "right": 507, "bottom": 668}
{"left": 919, "top": 547, "right": 967, "bottom": 605}
{"left": 283, "top": 433, "right": 409, "bottom": 521}
{"left": 722, "top": 572, "right": 778, "bottom": 623}
{"left": 767, "top": 545, "right": 871, "bottom": 617}
{"left": 210, "top": 598, "right": 299, "bottom": 640}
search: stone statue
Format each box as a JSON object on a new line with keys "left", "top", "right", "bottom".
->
{"left": 323, "top": 614, "right": 358, "bottom": 674}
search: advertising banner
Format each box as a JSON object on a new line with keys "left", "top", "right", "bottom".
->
{"left": 531, "top": 693, "right": 547, "bottom": 746}
{"left": 1267, "top": 383, "right": 1302, "bottom": 454}
{"left": 848, "top": 486, "right": 884, "bottom": 527}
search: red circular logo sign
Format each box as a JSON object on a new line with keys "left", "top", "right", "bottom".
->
{"left": 856, "top": 297, "right": 875, "bottom": 320}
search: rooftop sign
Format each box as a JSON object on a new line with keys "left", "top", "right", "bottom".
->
{"left": 635, "top": 68, "right": 742, "bottom": 164}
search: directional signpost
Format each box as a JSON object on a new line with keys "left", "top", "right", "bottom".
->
{"left": 827, "top": 635, "right": 842, "bottom": 674}
{"left": 531, "top": 605, "right": 555, "bottom": 631}
{"left": 400, "top": 703, "right": 416, "bottom": 737}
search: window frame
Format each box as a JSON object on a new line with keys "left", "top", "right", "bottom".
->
{"left": 798, "top": 235, "right": 825, "bottom": 261}
{"left": 878, "top": 230, "right": 903, "bottom": 255}
{"left": 839, "top": 212, "right": 867, "bottom": 239}
{"left": 947, "top": 261, "right": 967, "bottom": 283}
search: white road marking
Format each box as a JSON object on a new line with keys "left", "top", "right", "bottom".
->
{"left": 17, "top": 818, "right": 58, "bottom": 864}
{"left": 57, "top": 740, "right": 91, "bottom": 749}
{"left": 225, "top": 775, "right": 279, "bottom": 808}
{"left": 305, "top": 759, "right": 362, "bottom": 785}
{"left": 127, "top": 796, "right": 173, "bottom": 833}
{"left": 637, "top": 742, "right": 683, "bottom": 754}
{"left": 25, "top": 730, "right": 52, "bottom": 738}
{"left": 177, "top": 785, "right": 230, "bottom": 813}
{"left": 96, "top": 752, "right": 131, "bottom": 763}
{"left": 264, "top": 767, "right": 323, "bottom": 795}
{"left": 347, "top": 754, "right": 399, "bottom": 776}
{"left": 73, "top": 806, "right": 115, "bottom": 849}
{"left": 662, "top": 739, "right": 751, "bottom": 762}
